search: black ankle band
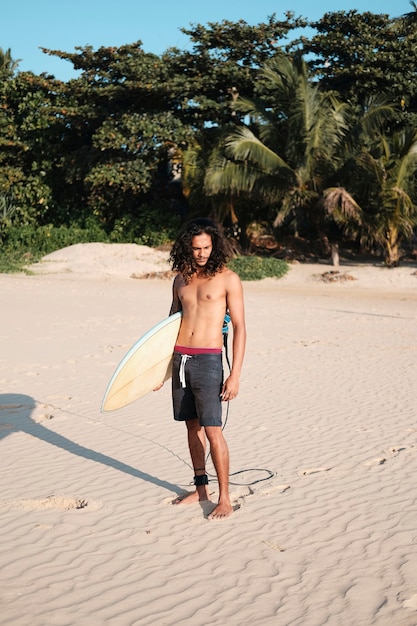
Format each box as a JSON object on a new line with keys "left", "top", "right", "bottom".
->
{"left": 194, "top": 474, "right": 209, "bottom": 486}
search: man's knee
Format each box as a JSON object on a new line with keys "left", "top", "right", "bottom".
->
{"left": 204, "top": 425, "right": 224, "bottom": 443}
{"left": 185, "top": 418, "right": 201, "bottom": 433}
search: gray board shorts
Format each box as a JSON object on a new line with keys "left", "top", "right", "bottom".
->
{"left": 172, "top": 351, "right": 224, "bottom": 427}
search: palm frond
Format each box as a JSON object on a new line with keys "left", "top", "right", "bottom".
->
{"left": 205, "top": 159, "right": 258, "bottom": 195}
{"left": 224, "top": 126, "right": 294, "bottom": 176}
{"left": 356, "top": 150, "right": 386, "bottom": 188}
{"left": 393, "top": 129, "right": 417, "bottom": 188}
{"left": 322, "top": 187, "right": 363, "bottom": 224}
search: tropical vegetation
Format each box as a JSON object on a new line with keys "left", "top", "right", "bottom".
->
{"left": 1, "top": 6, "right": 417, "bottom": 272}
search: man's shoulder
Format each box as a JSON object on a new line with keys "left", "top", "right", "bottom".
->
{"left": 172, "top": 272, "right": 185, "bottom": 286}
{"left": 219, "top": 266, "right": 241, "bottom": 285}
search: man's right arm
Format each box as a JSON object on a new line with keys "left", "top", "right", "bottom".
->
{"left": 154, "top": 277, "right": 181, "bottom": 392}
{"left": 169, "top": 275, "right": 182, "bottom": 315}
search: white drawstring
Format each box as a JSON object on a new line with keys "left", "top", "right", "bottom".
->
{"left": 179, "top": 354, "right": 192, "bottom": 388}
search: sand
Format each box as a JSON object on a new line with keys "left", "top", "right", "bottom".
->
{"left": 1, "top": 243, "right": 417, "bottom": 625}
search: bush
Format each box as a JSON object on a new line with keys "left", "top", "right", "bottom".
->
{"left": 0, "top": 222, "right": 110, "bottom": 272}
{"left": 10, "top": 223, "right": 108, "bottom": 253}
{"left": 0, "top": 248, "right": 30, "bottom": 273}
{"left": 228, "top": 255, "right": 288, "bottom": 281}
{"left": 109, "top": 208, "right": 181, "bottom": 247}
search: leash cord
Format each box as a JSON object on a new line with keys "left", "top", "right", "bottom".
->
{"left": 201, "top": 324, "right": 275, "bottom": 487}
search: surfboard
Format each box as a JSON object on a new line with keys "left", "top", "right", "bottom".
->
{"left": 101, "top": 312, "right": 182, "bottom": 412}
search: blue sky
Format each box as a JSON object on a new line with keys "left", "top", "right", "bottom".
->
{"left": 3, "top": 0, "right": 409, "bottom": 81}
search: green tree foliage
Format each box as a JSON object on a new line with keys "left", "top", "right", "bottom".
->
{"left": 162, "top": 15, "right": 308, "bottom": 240}
{"left": 0, "top": 70, "right": 69, "bottom": 227}
{"left": 40, "top": 42, "right": 193, "bottom": 229}
{"left": 1, "top": 9, "right": 417, "bottom": 267}
{"left": 300, "top": 9, "right": 417, "bottom": 122}
{"left": 161, "top": 13, "right": 306, "bottom": 130}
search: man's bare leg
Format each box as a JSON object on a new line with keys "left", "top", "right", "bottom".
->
{"left": 204, "top": 426, "right": 233, "bottom": 519}
{"left": 173, "top": 418, "right": 210, "bottom": 505}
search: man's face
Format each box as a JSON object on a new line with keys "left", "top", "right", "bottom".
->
{"left": 191, "top": 233, "right": 213, "bottom": 268}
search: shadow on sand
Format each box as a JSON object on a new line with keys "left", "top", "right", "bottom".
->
{"left": 0, "top": 393, "right": 180, "bottom": 495}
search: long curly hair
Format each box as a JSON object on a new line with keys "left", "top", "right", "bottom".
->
{"left": 169, "top": 217, "right": 232, "bottom": 282}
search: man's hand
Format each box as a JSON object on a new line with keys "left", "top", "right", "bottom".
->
{"left": 220, "top": 375, "right": 239, "bottom": 401}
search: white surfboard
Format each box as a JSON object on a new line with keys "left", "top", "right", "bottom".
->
{"left": 101, "top": 312, "right": 182, "bottom": 412}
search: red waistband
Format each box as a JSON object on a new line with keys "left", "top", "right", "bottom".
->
{"left": 174, "top": 345, "right": 222, "bottom": 355}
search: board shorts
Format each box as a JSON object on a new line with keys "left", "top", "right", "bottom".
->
{"left": 172, "top": 347, "right": 224, "bottom": 427}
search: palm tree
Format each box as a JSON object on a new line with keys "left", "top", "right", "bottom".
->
{"left": 204, "top": 53, "right": 351, "bottom": 252}
{"left": 398, "top": 0, "right": 417, "bottom": 25}
{"left": 0, "top": 48, "right": 21, "bottom": 78}
{"left": 205, "top": 53, "right": 410, "bottom": 263}
{"left": 326, "top": 129, "right": 417, "bottom": 266}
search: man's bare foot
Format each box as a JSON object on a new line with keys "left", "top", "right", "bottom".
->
{"left": 207, "top": 501, "right": 233, "bottom": 520}
{"left": 172, "top": 489, "right": 210, "bottom": 505}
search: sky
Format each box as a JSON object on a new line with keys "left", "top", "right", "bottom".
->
{"left": 2, "top": 0, "right": 410, "bottom": 82}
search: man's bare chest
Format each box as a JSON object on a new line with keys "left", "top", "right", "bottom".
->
{"left": 179, "top": 278, "right": 226, "bottom": 306}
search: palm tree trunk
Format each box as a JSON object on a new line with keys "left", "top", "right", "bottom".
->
{"left": 384, "top": 227, "right": 401, "bottom": 267}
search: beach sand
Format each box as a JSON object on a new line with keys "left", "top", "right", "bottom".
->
{"left": 1, "top": 243, "right": 417, "bottom": 625}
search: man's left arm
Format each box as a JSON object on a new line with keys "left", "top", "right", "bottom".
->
{"left": 221, "top": 273, "right": 246, "bottom": 401}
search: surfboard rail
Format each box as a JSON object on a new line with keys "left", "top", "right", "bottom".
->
{"left": 101, "top": 311, "right": 182, "bottom": 412}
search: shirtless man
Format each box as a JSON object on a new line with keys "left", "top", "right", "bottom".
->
{"left": 167, "top": 217, "right": 246, "bottom": 519}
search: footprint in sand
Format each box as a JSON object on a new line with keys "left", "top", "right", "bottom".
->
{"left": 364, "top": 457, "right": 386, "bottom": 467}
{"left": 33, "top": 413, "right": 54, "bottom": 422}
{"left": 364, "top": 447, "right": 410, "bottom": 467}
{"left": 389, "top": 445, "right": 406, "bottom": 454}
{"left": 0, "top": 495, "right": 100, "bottom": 511}
{"left": 299, "top": 467, "right": 331, "bottom": 476}
{"left": 262, "top": 539, "right": 286, "bottom": 552}
{"left": 257, "top": 484, "right": 290, "bottom": 496}
{"left": 32, "top": 402, "right": 55, "bottom": 422}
